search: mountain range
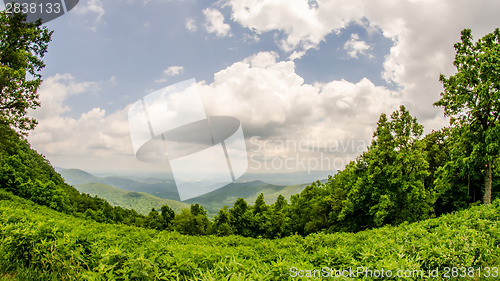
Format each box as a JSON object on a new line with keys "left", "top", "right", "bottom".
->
{"left": 57, "top": 168, "right": 314, "bottom": 216}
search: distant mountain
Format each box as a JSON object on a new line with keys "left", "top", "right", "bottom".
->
{"left": 55, "top": 168, "right": 99, "bottom": 184}
{"left": 185, "top": 180, "right": 308, "bottom": 214}
{"left": 59, "top": 168, "right": 311, "bottom": 216}
{"left": 59, "top": 168, "right": 180, "bottom": 200}
{"left": 74, "top": 182, "right": 189, "bottom": 215}
{"left": 238, "top": 171, "right": 334, "bottom": 185}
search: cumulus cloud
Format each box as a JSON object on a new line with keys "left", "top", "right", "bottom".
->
{"left": 344, "top": 33, "right": 372, "bottom": 59}
{"left": 227, "top": 0, "right": 324, "bottom": 52}
{"left": 203, "top": 8, "right": 231, "bottom": 37}
{"left": 198, "top": 52, "right": 401, "bottom": 171}
{"left": 30, "top": 52, "right": 402, "bottom": 173}
{"left": 155, "top": 66, "right": 184, "bottom": 83}
{"left": 30, "top": 0, "right": 500, "bottom": 173}
{"left": 28, "top": 74, "right": 160, "bottom": 173}
{"left": 225, "top": 0, "right": 500, "bottom": 130}
{"left": 163, "top": 66, "right": 184, "bottom": 76}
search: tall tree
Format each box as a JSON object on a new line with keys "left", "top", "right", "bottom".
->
{"left": 172, "top": 204, "right": 210, "bottom": 235}
{"left": 229, "top": 198, "right": 255, "bottom": 237}
{"left": 435, "top": 28, "right": 500, "bottom": 204}
{"left": 0, "top": 11, "right": 52, "bottom": 134}
{"left": 160, "top": 204, "right": 175, "bottom": 229}
{"left": 211, "top": 206, "right": 233, "bottom": 236}
{"left": 339, "top": 106, "right": 432, "bottom": 229}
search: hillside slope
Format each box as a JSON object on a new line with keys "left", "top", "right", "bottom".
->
{"left": 74, "top": 182, "right": 189, "bottom": 214}
{"left": 0, "top": 123, "right": 145, "bottom": 226}
{"left": 1, "top": 189, "right": 499, "bottom": 280}
{"left": 59, "top": 168, "right": 179, "bottom": 200}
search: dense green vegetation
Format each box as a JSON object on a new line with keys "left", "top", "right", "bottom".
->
{"left": 0, "top": 11, "right": 52, "bottom": 134}
{"left": 0, "top": 122, "right": 149, "bottom": 226}
{"left": 1, "top": 189, "right": 500, "bottom": 280}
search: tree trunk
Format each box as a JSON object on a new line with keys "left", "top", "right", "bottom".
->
{"left": 483, "top": 160, "right": 492, "bottom": 205}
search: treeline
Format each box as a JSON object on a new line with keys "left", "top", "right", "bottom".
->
{"left": 141, "top": 106, "right": 498, "bottom": 237}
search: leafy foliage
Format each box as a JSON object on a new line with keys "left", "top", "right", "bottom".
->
{"left": 1, "top": 190, "right": 500, "bottom": 280}
{"left": 0, "top": 11, "right": 52, "bottom": 133}
{"left": 0, "top": 123, "right": 146, "bottom": 227}
{"left": 435, "top": 28, "right": 500, "bottom": 204}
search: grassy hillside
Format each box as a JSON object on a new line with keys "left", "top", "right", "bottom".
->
{"left": 74, "top": 182, "right": 189, "bottom": 215}
{"left": 1, "top": 189, "right": 500, "bottom": 280}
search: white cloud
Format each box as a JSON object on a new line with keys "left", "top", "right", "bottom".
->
{"left": 28, "top": 74, "right": 157, "bottom": 173}
{"left": 155, "top": 66, "right": 184, "bottom": 83}
{"left": 185, "top": 18, "right": 197, "bottom": 32}
{"left": 227, "top": 0, "right": 326, "bottom": 53}
{"left": 109, "top": 75, "right": 118, "bottom": 85}
{"left": 226, "top": 0, "right": 500, "bottom": 131}
{"left": 198, "top": 52, "right": 401, "bottom": 171}
{"left": 163, "top": 66, "right": 184, "bottom": 76}
{"left": 344, "top": 33, "right": 372, "bottom": 59}
{"left": 203, "top": 8, "right": 231, "bottom": 37}
{"left": 29, "top": 0, "right": 500, "bottom": 173}
{"left": 73, "top": 0, "right": 105, "bottom": 31}
{"left": 74, "top": 0, "right": 104, "bottom": 20}
{"left": 31, "top": 74, "right": 97, "bottom": 119}
{"left": 30, "top": 53, "right": 402, "bottom": 173}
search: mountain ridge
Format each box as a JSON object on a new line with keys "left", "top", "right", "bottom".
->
{"left": 59, "top": 168, "right": 310, "bottom": 214}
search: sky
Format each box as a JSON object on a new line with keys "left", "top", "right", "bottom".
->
{"left": 3, "top": 0, "right": 500, "bottom": 181}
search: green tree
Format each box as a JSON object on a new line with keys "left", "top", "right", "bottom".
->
{"left": 160, "top": 204, "right": 175, "bottom": 229}
{"left": 211, "top": 206, "right": 233, "bottom": 236}
{"left": 339, "top": 106, "right": 432, "bottom": 229}
{"left": 173, "top": 204, "right": 210, "bottom": 235}
{"left": 252, "top": 193, "right": 271, "bottom": 237}
{"left": 0, "top": 11, "right": 53, "bottom": 133}
{"left": 252, "top": 193, "right": 268, "bottom": 215}
{"left": 229, "top": 198, "right": 255, "bottom": 237}
{"left": 268, "top": 195, "right": 288, "bottom": 238}
{"left": 145, "top": 208, "right": 163, "bottom": 230}
{"left": 435, "top": 28, "right": 500, "bottom": 204}
{"left": 285, "top": 181, "right": 331, "bottom": 235}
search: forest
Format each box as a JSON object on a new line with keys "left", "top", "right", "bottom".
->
{"left": 1, "top": 9, "right": 500, "bottom": 280}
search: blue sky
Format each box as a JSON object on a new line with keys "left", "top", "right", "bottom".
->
{"left": 3, "top": 0, "right": 500, "bottom": 181}
{"left": 38, "top": 1, "right": 393, "bottom": 117}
